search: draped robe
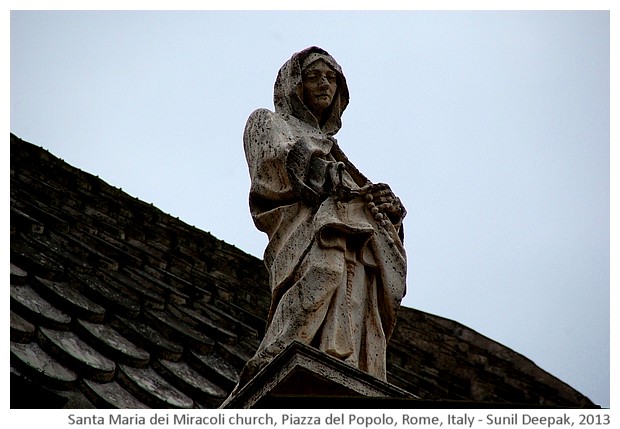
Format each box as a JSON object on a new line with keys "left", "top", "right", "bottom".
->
{"left": 238, "top": 47, "right": 407, "bottom": 385}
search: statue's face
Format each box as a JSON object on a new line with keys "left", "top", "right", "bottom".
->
{"left": 302, "top": 59, "right": 337, "bottom": 120}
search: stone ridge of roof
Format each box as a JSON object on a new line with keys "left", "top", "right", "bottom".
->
{"left": 9, "top": 133, "right": 596, "bottom": 409}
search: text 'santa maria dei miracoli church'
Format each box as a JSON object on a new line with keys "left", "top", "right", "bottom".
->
{"left": 10, "top": 46, "right": 598, "bottom": 409}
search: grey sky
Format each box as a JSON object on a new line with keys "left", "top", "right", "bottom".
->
{"left": 10, "top": 10, "right": 611, "bottom": 407}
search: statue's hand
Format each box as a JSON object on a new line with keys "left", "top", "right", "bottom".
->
{"left": 328, "top": 162, "right": 346, "bottom": 190}
{"left": 330, "top": 162, "right": 360, "bottom": 201}
{"left": 364, "top": 183, "right": 406, "bottom": 224}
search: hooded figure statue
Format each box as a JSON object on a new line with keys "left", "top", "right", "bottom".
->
{"left": 237, "top": 46, "right": 407, "bottom": 388}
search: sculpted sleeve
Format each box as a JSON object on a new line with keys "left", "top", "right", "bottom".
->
{"left": 243, "top": 108, "right": 295, "bottom": 216}
{"left": 244, "top": 109, "right": 339, "bottom": 229}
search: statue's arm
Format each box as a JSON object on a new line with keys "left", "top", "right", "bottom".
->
{"left": 243, "top": 109, "right": 336, "bottom": 209}
{"left": 286, "top": 137, "right": 342, "bottom": 205}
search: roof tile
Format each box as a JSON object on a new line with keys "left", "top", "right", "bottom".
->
{"left": 10, "top": 311, "right": 37, "bottom": 343}
{"left": 72, "top": 271, "right": 141, "bottom": 318}
{"left": 118, "top": 364, "right": 194, "bottom": 409}
{"left": 110, "top": 315, "right": 184, "bottom": 361}
{"left": 11, "top": 236, "right": 65, "bottom": 279}
{"left": 124, "top": 267, "right": 191, "bottom": 304}
{"left": 217, "top": 342, "right": 254, "bottom": 371}
{"left": 11, "top": 341, "right": 78, "bottom": 390}
{"left": 144, "top": 308, "right": 215, "bottom": 355}
{"left": 10, "top": 263, "right": 28, "bottom": 285}
{"left": 153, "top": 358, "right": 227, "bottom": 407}
{"left": 11, "top": 205, "right": 45, "bottom": 234}
{"left": 76, "top": 320, "right": 151, "bottom": 368}
{"left": 11, "top": 283, "right": 72, "bottom": 330}
{"left": 102, "top": 271, "right": 166, "bottom": 310}
{"left": 38, "top": 327, "right": 117, "bottom": 382}
{"left": 33, "top": 276, "right": 106, "bottom": 323}
{"left": 82, "top": 380, "right": 150, "bottom": 409}
{"left": 171, "top": 304, "right": 238, "bottom": 345}
{"left": 186, "top": 349, "right": 240, "bottom": 391}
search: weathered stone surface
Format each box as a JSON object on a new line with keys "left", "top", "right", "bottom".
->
{"left": 103, "top": 270, "right": 166, "bottom": 310}
{"left": 145, "top": 309, "right": 215, "bottom": 354}
{"left": 118, "top": 364, "right": 194, "bottom": 409}
{"left": 38, "top": 327, "right": 117, "bottom": 382}
{"left": 10, "top": 237, "right": 65, "bottom": 279}
{"left": 73, "top": 272, "right": 141, "bottom": 318}
{"left": 10, "top": 263, "right": 28, "bottom": 285}
{"left": 221, "top": 341, "right": 415, "bottom": 409}
{"left": 33, "top": 276, "right": 106, "bottom": 322}
{"left": 10, "top": 311, "right": 36, "bottom": 343}
{"left": 11, "top": 205, "right": 45, "bottom": 234}
{"left": 154, "top": 358, "right": 227, "bottom": 406}
{"left": 11, "top": 283, "right": 72, "bottom": 330}
{"left": 124, "top": 267, "right": 191, "bottom": 305}
{"left": 236, "top": 46, "right": 407, "bottom": 389}
{"left": 76, "top": 320, "right": 151, "bottom": 367}
{"left": 187, "top": 349, "right": 240, "bottom": 391}
{"left": 194, "top": 301, "right": 259, "bottom": 341}
{"left": 10, "top": 341, "right": 77, "bottom": 390}
{"left": 217, "top": 342, "right": 254, "bottom": 372}
{"left": 111, "top": 315, "right": 184, "bottom": 362}
{"left": 171, "top": 305, "right": 237, "bottom": 345}
{"left": 82, "top": 380, "right": 150, "bottom": 409}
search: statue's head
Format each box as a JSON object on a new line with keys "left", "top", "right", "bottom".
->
{"left": 301, "top": 55, "right": 338, "bottom": 123}
{"left": 274, "top": 46, "right": 349, "bottom": 136}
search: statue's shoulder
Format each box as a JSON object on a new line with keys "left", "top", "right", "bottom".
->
{"left": 245, "top": 108, "right": 292, "bottom": 134}
{"left": 246, "top": 108, "right": 276, "bottom": 125}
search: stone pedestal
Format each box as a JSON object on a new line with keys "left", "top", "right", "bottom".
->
{"left": 220, "top": 341, "right": 416, "bottom": 409}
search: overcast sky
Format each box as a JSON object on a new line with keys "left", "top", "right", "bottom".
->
{"left": 9, "top": 8, "right": 612, "bottom": 407}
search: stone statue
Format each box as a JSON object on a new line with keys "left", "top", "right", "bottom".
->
{"left": 239, "top": 46, "right": 407, "bottom": 386}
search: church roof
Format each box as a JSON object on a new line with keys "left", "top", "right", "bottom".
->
{"left": 10, "top": 134, "right": 595, "bottom": 408}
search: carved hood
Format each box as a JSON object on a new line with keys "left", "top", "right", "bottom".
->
{"left": 273, "top": 46, "right": 349, "bottom": 136}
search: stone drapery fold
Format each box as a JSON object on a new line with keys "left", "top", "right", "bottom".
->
{"left": 238, "top": 46, "right": 407, "bottom": 386}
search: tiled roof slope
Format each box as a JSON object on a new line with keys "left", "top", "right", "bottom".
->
{"left": 10, "top": 134, "right": 595, "bottom": 408}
